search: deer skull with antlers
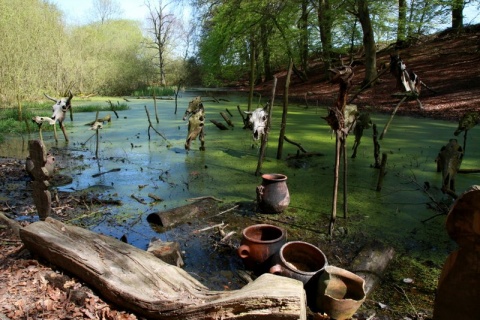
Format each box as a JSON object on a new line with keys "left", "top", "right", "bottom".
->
{"left": 44, "top": 90, "right": 73, "bottom": 142}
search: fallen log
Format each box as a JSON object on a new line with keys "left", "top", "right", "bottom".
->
{"left": 147, "top": 198, "right": 220, "bottom": 227}
{"left": 350, "top": 240, "right": 395, "bottom": 296}
{"left": 220, "top": 111, "right": 234, "bottom": 127}
{"left": 210, "top": 119, "right": 229, "bottom": 130}
{"left": 20, "top": 218, "right": 306, "bottom": 320}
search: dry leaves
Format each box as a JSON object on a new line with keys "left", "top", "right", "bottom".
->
{"left": 0, "top": 227, "right": 138, "bottom": 320}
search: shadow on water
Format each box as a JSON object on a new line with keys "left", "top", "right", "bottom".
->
{"left": 2, "top": 92, "right": 480, "bottom": 290}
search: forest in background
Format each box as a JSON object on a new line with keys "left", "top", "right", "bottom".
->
{"left": 0, "top": 0, "right": 478, "bottom": 105}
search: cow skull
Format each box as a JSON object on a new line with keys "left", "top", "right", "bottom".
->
{"left": 244, "top": 105, "right": 268, "bottom": 140}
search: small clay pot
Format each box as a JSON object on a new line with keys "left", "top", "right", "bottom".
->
{"left": 238, "top": 224, "right": 286, "bottom": 272}
{"left": 256, "top": 173, "right": 290, "bottom": 214}
{"left": 315, "top": 265, "right": 366, "bottom": 320}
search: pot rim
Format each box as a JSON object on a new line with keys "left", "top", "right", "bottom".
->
{"left": 261, "top": 173, "right": 288, "bottom": 181}
{"left": 278, "top": 241, "right": 327, "bottom": 275}
{"left": 241, "top": 224, "right": 286, "bottom": 244}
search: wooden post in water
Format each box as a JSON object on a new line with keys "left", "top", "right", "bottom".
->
{"left": 277, "top": 59, "right": 293, "bottom": 160}
{"left": 255, "top": 77, "right": 277, "bottom": 176}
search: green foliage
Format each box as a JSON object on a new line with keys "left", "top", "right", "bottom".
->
{"left": 131, "top": 86, "right": 176, "bottom": 97}
{"left": 75, "top": 103, "right": 130, "bottom": 113}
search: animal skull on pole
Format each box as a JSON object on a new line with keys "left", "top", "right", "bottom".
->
{"left": 43, "top": 90, "right": 73, "bottom": 142}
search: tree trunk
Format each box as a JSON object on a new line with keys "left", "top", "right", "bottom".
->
{"left": 299, "top": 0, "right": 310, "bottom": 76}
{"left": 451, "top": 0, "right": 464, "bottom": 32}
{"left": 397, "top": 0, "right": 407, "bottom": 42}
{"left": 357, "top": 0, "right": 377, "bottom": 87}
{"left": 248, "top": 37, "right": 255, "bottom": 111}
{"left": 20, "top": 218, "right": 307, "bottom": 320}
{"left": 317, "top": 0, "right": 333, "bottom": 75}
{"left": 261, "top": 23, "right": 273, "bottom": 82}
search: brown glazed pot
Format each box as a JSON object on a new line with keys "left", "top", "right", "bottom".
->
{"left": 238, "top": 224, "right": 286, "bottom": 272}
{"left": 256, "top": 173, "right": 290, "bottom": 214}
{"left": 315, "top": 265, "right": 366, "bottom": 319}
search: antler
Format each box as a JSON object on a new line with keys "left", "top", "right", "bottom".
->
{"left": 66, "top": 89, "right": 73, "bottom": 104}
{"left": 44, "top": 93, "right": 58, "bottom": 102}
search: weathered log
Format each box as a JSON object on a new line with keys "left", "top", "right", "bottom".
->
{"left": 210, "top": 119, "right": 229, "bottom": 130}
{"left": 20, "top": 218, "right": 306, "bottom": 320}
{"left": 220, "top": 111, "right": 234, "bottom": 127}
{"left": 350, "top": 240, "right": 395, "bottom": 296}
{"left": 147, "top": 198, "right": 220, "bottom": 227}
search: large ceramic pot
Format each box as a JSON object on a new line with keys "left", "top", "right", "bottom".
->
{"left": 256, "top": 173, "right": 290, "bottom": 214}
{"left": 269, "top": 241, "right": 329, "bottom": 309}
{"left": 315, "top": 265, "right": 366, "bottom": 320}
{"left": 238, "top": 224, "right": 286, "bottom": 272}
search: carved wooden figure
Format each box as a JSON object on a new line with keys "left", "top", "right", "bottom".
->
{"left": 183, "top": 96, "right": 205, "bottom": 151}
{"left": 27, "top": 140, "right": 54, "bottom": 220}
{"left": 436, "top": 139, "right": 464, "bottom": 198}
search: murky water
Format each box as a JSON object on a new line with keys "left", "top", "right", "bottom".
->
{"left": 2, "top": 92, "right": 479, "bottom": 290}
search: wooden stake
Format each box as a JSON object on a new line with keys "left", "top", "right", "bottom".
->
{"left": 380, "top": 96, "right": 407, "bottom": 140}
{"left": 376, "top": 153, "right": 388, "bottom": 191}
{"left": 277, "top": 59, "right": 293, "bottom": 160}
{"left": 255, "top": 77, "right": 277, "bottom": 176}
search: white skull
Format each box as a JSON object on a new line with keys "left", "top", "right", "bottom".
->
{"left": 245, "top": 107, "right": 268, "bottom": 140}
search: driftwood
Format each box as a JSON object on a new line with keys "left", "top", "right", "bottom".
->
{"left": 220, "top": 112, "right": 234, "bottom": 127}
{"left": 20, "top": 218, "right": 306, "bottom": 320}
{"left": 350, "top": 241, "right": 395, "bottom": 296}
{"left": 210, "top": 119, "right": 229, "bottom": 130}
{"left": 147, "top": 198, "right": 220, "bottom": 227}
{"left": 91, "top": 168, "right": 121, "bottom": 178}
{"left": 284, "top": 135, "right": 308, "bottom": 153}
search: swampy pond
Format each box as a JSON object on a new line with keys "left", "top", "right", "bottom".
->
{"left": 2, "top": 91, "right": 479, "bottom": 291}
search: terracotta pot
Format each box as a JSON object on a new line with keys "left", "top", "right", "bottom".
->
{"left": 238, "top": 224, "right": 286, "bottom": 272}
{"left": 315, "top": 265, "right": 366, "bottom": 319}
{"left": 256, "top": 173, "right": 290, "bottom": 214}
{"left": 269, "top": 241, "right": 328, "bottom": 285}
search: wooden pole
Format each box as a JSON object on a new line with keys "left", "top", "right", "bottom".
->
{"left": 379, "top": 96, "right": 407, "bottom": 140}
{"left": 342, "top": 134, "right": 348, "bottom": 219}
{"left": 277, "top": 59, "right": 293, "bottom": 160}
{"left": 255, "top": 77, "right": 277, "bottom": 176}
{"left": 372, "top": 124, "right": 381, "bottom": 168}
{"left": 329, "top": 132, "right": 341, "bottom": 236}
{"left": 153, "top": 87, "right": 159, "bottom": 124}
{"left": 95, "top": 128, "right": 99, "bottom": 158}
{"left": 376, "top": 153, "right": 388, "bottom": 191}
